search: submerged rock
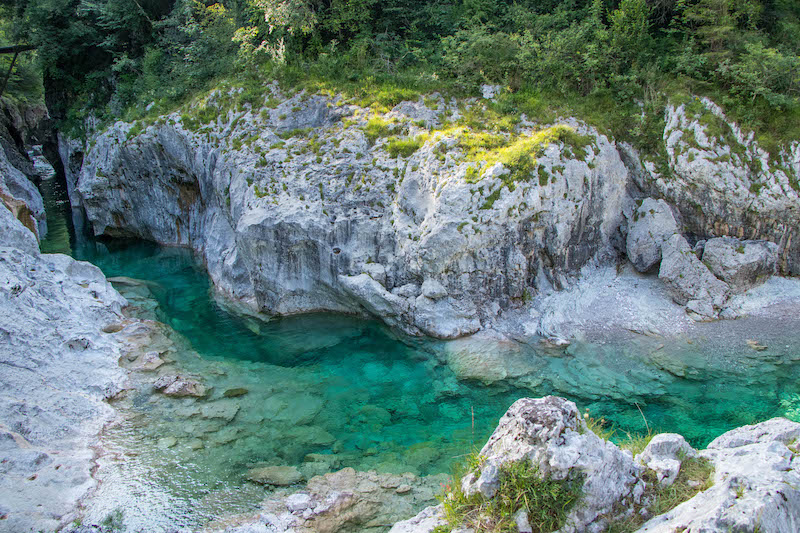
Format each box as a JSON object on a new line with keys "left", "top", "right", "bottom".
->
{"left": 217, "top": 467, "right": 447, "bottom": 533}
{"left": 247, "top": 465, "right": 303, "bottom": 486}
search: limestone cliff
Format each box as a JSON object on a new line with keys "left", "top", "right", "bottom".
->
{"left": 63, "top": 87, "right": 800, "bottom": 338}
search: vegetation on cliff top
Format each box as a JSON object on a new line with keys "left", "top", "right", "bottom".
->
{"left": 1, "top": 0, "right": 799, "bottom": 152}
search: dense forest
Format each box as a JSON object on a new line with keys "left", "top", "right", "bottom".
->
{"left": 1, "top": 0, "right": 799, "bottom": 148}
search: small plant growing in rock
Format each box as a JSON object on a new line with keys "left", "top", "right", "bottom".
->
{"left": 437, "top": 453, "right": 582, "bottom": 533}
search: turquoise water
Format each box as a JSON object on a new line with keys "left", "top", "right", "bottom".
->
{"left": 36, "top": 183, "right": 800, "bottom": 530}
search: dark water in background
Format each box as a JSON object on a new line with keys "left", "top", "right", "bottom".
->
{"left": 36, "top": 176, "right": 800, "bottom": 530}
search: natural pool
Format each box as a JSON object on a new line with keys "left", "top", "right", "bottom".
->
{"left": 37, "top": 183, "right": 800, "bottom": 531}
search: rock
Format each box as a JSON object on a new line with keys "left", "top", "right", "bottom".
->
{"left": 223, "top": 387, "right": 250, "bottom": 398}
{"left": 153, "top": 375, "right": 207, "bottom": 397}
{"left": 659, "top": 234, "right": 730, "bottom": 318}
{"left": 639, "top": 418, "right": 800, "bottom": 532}
{"left": 200, "top": 401, "right": 240, "bottom": 422}
{"left": 362, "top": 263, "right": 387, "bottom": 287}
{"left": 0, "top": 186, "right": 146, "bottom": 532}
{"left": 392, "top": 283, "right": 419, "bottom": 299}
{"left": 421, "top": 279, "right": 447, "bottom": 300}
{"left": 157, "top": 437, "right": 178, "bottom": 449}
{"left": 132, "top": 351, "right": 165, "bottom": 371}
{"left": 626, "top": 198, "right": 680, "bottom": 272}
{"left": 702, "top": 237, "right": 778, "bottom": 292}
{"left": 388, "top": 505, "right": 445, "bottom": 533}
{"left": 635, "top": 434, "right": 697, "bottom": 486}
{"left": 460, "top": 397, "right": 641, "bottom": 530}
{"left": 69, "top": 96, "right": 631, "bottom": 341}
{"left": 481, "top": 84, "right": 502, "bottom": 99}
{"left": 746, "top": 339, "right": 767, "bottom": 351}
{"left": 515, "top": 509, "right": 532, "bottom": 533}
{"left": 285, "top": 493, "right": 313, "bottom": 512}
{"left": 247, "top": 466, "right": 303, "bottom": 486}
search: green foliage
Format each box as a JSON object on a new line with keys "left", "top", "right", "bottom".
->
{"left": 6, "top": 0, "right": 798, "bottom": 154}
{"left": 386, "top": 135, "right": 426, "bottom": 157}
{"left": 364, "top": 117, "right": 392, "bottom": 145}
{"left": 438, "top": 454, "right": 582, "bottom": 533}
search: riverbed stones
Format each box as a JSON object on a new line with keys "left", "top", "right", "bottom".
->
{"left": 247, "top": 465, "right": 303, "bottom": 486}
{"left": 702, "top": 237, "right": 778, "bottom": 292}
{"left": 152, "top": 374, "right": 207, "bottom": 397}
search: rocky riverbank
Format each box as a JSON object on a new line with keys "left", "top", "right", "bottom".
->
{"left": 1, "top": 148, "right": 128, "bottom": 531}
{"left": 204, "top": 396, "right": 800, "bottom": 533}
{"left": 62, "top": 86, "right": 800, "bottom": 340}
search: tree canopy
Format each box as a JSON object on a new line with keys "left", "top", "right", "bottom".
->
{"left": 1, "top": 0, "right": 798, "bottom": 139}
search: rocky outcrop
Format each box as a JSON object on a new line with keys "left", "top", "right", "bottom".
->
{"left": 460, "top": 396, "right": 643, "bottom": 531}
{"left": 631, "top": 98, "right": 800, "bottom": 276}
{"left": 0, "top": 180, "right": 129, "bottom": 531}
{"left": 640, "top": 418, "right": 800, "bottom": 532}
{"left": 701, "top": 236, "right": 778, "bottom": 291}
{"left": 64, "top": 89, "right": 631, "bottom": 339}
{"left": 64, "top": 89, "right": 799, "bottom": 338}
{"left": 394, "top": 396, "right": 800, "bottom": 533}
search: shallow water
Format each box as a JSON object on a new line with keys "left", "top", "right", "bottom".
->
{"left": 37, "top": 189, "right": 800, "bottom": 531}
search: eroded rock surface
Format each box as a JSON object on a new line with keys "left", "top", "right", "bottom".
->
{"left": 63, "top": 90, "right": 799, "bottom": 339}
{"left": 0, "top": 187, "right": 129, "bottom": 531}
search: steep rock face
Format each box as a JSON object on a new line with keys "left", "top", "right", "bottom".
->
{"left": 68, "top": 89, "right": 629, "bottom": 338}
{"left": 631, "top": 98, "right": 800, "bottom": 275}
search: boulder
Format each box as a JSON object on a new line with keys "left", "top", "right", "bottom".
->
{"left": 702, "top": 237, "right": 778, "bottom": 292}
{"left": 460, "top": 396, "right": 642, "bottom": 531}
{"left": 421, "top": 279, "right": 448, "bottom": 300}
{"left": 635, "top": 433, "right": 697, "bottom": 486}
{"left": 639, "top": 418, "right": 800, "bottom": 532}
{"left": 659, "top": 234, "right": 730, "bottom": 319}
{"left": 626, "top": 198, "right": 680, "bottom": 272}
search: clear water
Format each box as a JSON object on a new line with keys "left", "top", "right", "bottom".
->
{"left": 36, "top": 180, "right": 800, "bottom": 531}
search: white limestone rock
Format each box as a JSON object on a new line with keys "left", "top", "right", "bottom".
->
{"left": 626, "top": 198, "right": 679, "bottom": 272}
{"left": 461, "top": 396, "right": 642, "bottom": 531}
{"left": 659, "top": 234, "right": 730, "bottom": 319}
{"left": 638, "top": 418, "right": 800, "bottom": 532}
{"left": 635, "top": 433, "right": 697, "bottom": 486}
{"left": 702, "top": 237, "right": 779, "bottom": 292}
